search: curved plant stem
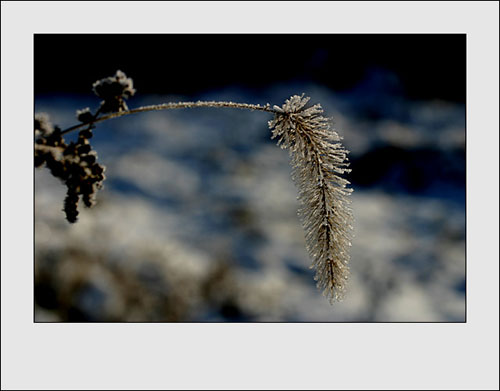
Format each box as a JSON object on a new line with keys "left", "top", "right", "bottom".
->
{"left": 61, "top": 100, "right": 278, "bottom": 136}
{"left": 37, "top": 92, "right": 353, "bottom": 303}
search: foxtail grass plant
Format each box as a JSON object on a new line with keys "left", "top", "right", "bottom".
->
{"left": 35, "top": 70, "right": 353, "bottom": 303}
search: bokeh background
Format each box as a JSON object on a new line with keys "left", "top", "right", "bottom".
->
{"left": 34, "top": 34, "right": 465, "bottom": 322}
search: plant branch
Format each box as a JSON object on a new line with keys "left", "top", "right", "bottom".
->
{"left": 61, "top": 100, "right": 278, "bottom": 136}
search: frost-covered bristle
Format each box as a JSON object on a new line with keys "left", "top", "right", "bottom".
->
{"left": 269, "top": 94, "right": 354, "bottom": 303}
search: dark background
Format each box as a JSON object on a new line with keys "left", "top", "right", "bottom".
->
{"left": 35, "top": 34, "right": 465, "bottom": 103}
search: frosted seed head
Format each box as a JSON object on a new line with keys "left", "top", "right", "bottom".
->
{"left": 268, "top": 94, "right": 353, "bottom": 304}
{"left": 92, "top": 70, "right": 136, "bottom": 113}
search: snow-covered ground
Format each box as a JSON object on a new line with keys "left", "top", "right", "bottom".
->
{"left": 34, "top": 79, "right": 465, "bottom": 322}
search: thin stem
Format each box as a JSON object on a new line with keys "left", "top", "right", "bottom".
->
{"left": 61, "top": 100, "right": 278, "bottom": 136}
{"left": 81, "top": 106, "right": 101, "bottom": 134}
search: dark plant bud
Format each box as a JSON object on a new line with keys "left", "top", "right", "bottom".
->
{"left": 63, "top": 188, "right": 79, "bottom": 223}
{"left": 81, "top": 153, "right": 96, "bottom": 165}
{"left": 76, "top": 108, "right": 94, "bottom": 123}
{"left": 92, "top": 164, "right": 104, "bottom": 175}
{"left": 76, "top": 143, "right": 92, "bottom": 155}
{"left": 79, "top": 128, "right": 93, "bottom": 140}
{"left": 82, "top": 192, "right": 96, "bottom": 208}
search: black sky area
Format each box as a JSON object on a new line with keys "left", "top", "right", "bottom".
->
{"left": 35, "top": 34, "right": 465, "bottom": 103}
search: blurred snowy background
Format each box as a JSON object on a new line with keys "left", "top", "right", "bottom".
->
{"left": 34, "top": 35, "right": 465, "bottom": 322}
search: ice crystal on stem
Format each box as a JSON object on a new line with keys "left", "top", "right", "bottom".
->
{"left": 268, "top": 95, "right": 354, "bottom": 302}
